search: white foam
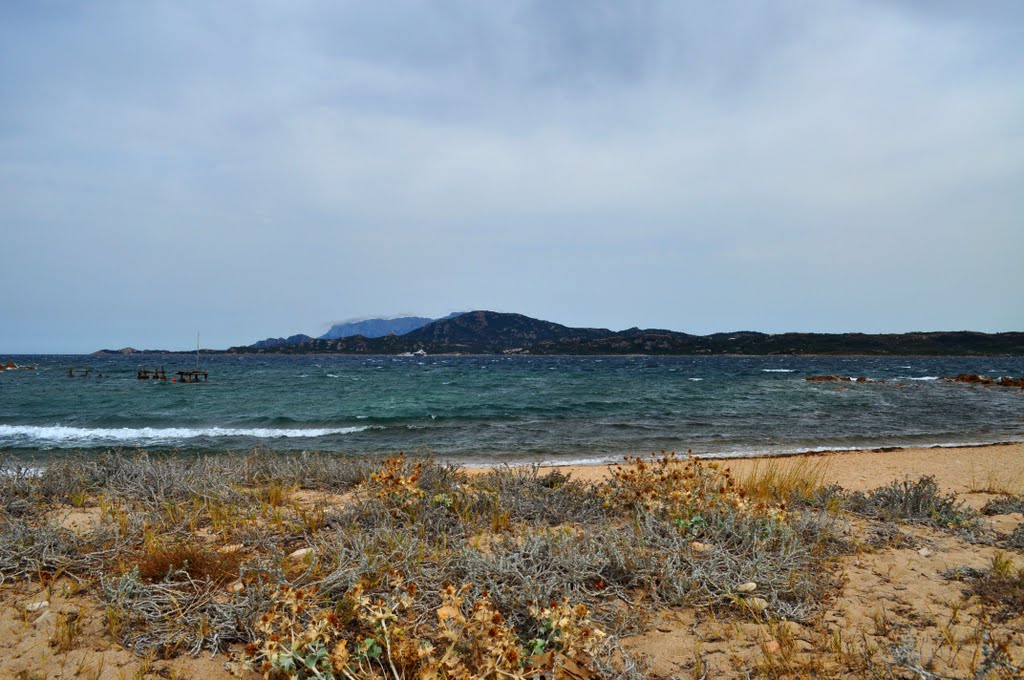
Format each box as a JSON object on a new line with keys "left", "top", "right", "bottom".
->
{"left": 0, "top": 424, "right": 371, "bottom": 445}
{"left": 688, "top": 378, "right": 704, "bottom": 381}
{"left": 900, "top": 376, "right": 939, "bottom": 381}
{"left": 762, "top": 369, "right": 795, "bottom": 373}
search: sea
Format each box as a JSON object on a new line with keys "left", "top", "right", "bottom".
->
{"left": 1, "top": 354, "right": 1022, "bottom": 466}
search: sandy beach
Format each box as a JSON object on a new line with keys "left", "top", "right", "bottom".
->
{"left": 557, "top": 442, "right": 1024, "bottom": 497}
{"left": 1, "top": 443, "right": 1022, "bottom": 679}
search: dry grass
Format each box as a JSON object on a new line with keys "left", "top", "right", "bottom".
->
{"left": 133, "top": 541, "right": 242, "bottom": 586}
{"left": 739, "top": 456, "right": 834, "bottom": 508}
{"left": 969, "top": 466, "right": 1024, "bottom": 496}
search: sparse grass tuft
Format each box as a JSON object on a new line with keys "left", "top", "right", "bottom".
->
{"left": 739, "top": 457, "right": 832, "bottom": 508}
{"left": 969, "top": 468, "right": 1024, "bottom": 496}
{"left": 49, "top": 609, "right": 82, "bottom": 652}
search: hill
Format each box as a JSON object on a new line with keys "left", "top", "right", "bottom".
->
{"left": 226, "top": 311, "right": 1024, "bottom": 356}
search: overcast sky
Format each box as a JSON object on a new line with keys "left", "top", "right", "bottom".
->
{"left": 2, "top": 1, "right": 1022, "bottom": 353}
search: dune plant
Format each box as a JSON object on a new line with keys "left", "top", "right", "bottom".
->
{"left": 244, "top": 577, "right": 631, "bottom": 680}
{"left": 599, "top": 451, "right": 784, "bottom": 523}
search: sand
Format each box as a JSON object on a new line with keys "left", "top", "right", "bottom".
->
{"left": 556, "top": 442, "right": 1024, "bottom": 497}
{"left": 2, "top": 443, "right": 1022, "bottom": 679}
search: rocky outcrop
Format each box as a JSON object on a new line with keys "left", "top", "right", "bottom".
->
{"left": 941, "top": 374, "right": 1024, "bottom": 389}
{"left": 1, "top": 360, "right": 35, "bottom": 370}
{"left": 806, "top": 376, "right": 853, "bottom": 382}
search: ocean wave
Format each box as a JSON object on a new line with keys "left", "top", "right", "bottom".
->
{"left": 762, "top": 369, "right": 795, "bottom": 373}
{"left": 0, "top": 424, "right": 372, "bottom": 445}
{"left": 900, "top": 376, "right": 939, "bottom": 381}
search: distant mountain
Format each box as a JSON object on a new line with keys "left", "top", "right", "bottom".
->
{"left": 226, "top": 311, "right": 1024, "bottom": 356}
{"left": 321, "top": 316, "right": 439, "bottom": 340}
{"left": 250, "top": 334, "right": 314, "bottom": 350}
{"left": 247, "top": 313, "right": 467, "bottom": 350}
{"left": 93, "top": 347, "right": 173, "bottom": 355}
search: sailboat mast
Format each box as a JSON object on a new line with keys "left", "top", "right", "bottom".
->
{"left": 196, "top": 332, "right": 200, "bottom": 371}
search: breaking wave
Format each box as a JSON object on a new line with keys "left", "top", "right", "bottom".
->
{"left": 0, "top": 424, "right": 371, "bottom": 447}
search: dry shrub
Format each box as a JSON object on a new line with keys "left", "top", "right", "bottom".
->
{"left": 847, "top": 476, "right": 982, "bottom": 536}
{"left": 1008, "top": 524, "right": 1024, "bottom": 550}
{"left": 135, "top": 541, "right": 241, "bottom": 586}
{"left": 983, "top": 495, "right": 1024, "bottom": 516}
{"left": 600, "top": 451, "right": 784, "bottom": 523}
{"left": 476, "top": 466, "right": 606, "bottom": 527}
{"left": 362, "top": 453, "right": 425, "bottom": 507}
{"left": 100, "top": 566, "right": 254, "bottom": 657}
{"left": 238, "top": 447, "right": 372, "bottom": 490}
{"left": 0, "top": 516, "right": 88, "bottom": 580}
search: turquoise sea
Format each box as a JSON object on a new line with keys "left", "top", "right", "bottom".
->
{"left": 1, "top": 354, "right": 1022, "bottom": 465}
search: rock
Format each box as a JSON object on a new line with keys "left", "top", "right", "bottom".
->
{"left": 747, "top": 597, "right": 770, "bottom": 613}
{"left": 806, "top": 375, "right": 852, "bottom": 382}
{"left": 735, "top": 582, "right": 757, "bottom": 593}
{"left": 917, "top": 547, "right": 932, "bottom": 557}
{"left": 229, "top": 581, "right": 245, "bottom": 594}
{"left": 690, "top": 541, "right": 710, "bottom": 552}
{"left": 764, "top": 639, "right": 780, "bottom": 653}
{"left": 288, "top": 547, "right": 314, "bottom": 561}
{"left": 945, "top": 373, "right": 995, "bottom": 385}
{"left": 25, "top": 600, "right": 49, "bottom": 612}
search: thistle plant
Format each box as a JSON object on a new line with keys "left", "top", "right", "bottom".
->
{"left": 599, "top": 451, "right": 785, "bottom": 524}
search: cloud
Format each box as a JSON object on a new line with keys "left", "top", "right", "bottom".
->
{"left": 1, "top": 1, "right": 1021, "bottom": 351}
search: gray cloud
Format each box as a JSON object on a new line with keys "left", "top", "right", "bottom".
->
{"left": 1, "top": 1, "right": 1021, "bottom": 352}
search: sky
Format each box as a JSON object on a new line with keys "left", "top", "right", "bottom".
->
{"left": 1, "top": 1, "right": 1022, "bottom": 353}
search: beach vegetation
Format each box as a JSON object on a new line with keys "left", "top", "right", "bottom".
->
{"left": 2, "top": 448, "right": 1022, "bottom": 678}
{"left": 738, "top": 457, "right": 833, "bottom": 507}
{"left": 1007, "top": 524, "right": 1024, "bottom": 550}
{"left": 982, "top": 495, "right": 1024, "bottom": 516}
{"left": 846, "top": 475, "right": 984, "bottom": 536}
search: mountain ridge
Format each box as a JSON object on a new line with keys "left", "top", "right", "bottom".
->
{"left": 226, "top": 311, "right": 1024, "bottom": 356}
